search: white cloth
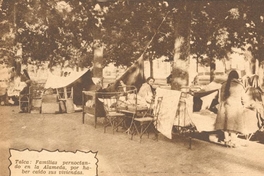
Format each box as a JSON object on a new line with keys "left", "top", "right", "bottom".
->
{"left": 191, "top": 110, "right": 217, "bottom": 132}
{"left": 200, "top": 91, "right": 218, "bottom": 110}
{"left": 155, "top": 88, "right": 181, "bottom": 139}
{"left": 137, "top": 83, "right": 154, "bottom": 106}
{"left": 44, "top": 68, "right": 89, "bottom": 89}
{"left": 7, "top": 77, "right": 27, "bottom": 96}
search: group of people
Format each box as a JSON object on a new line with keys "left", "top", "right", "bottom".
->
{"left": 136, "top": 71, "right": 264, "bottom": 148}
{"left": 215, "top": 70, "right": 263, "bottom": 147}
{"left": 4, "top": 69, "right": 31, "bottom": 107}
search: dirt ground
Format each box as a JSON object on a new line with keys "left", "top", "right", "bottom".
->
{"left": 1, "top": 105, "right": 264, "bottom": 176}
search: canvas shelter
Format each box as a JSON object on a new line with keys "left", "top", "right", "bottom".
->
{"left": 103, "top": 55, "right": 145, "bottom": 92}
{"left": 42, "top": 68, "right": 95, "bottom": 113}
{"left": 44, "top": 68, "right": 91, "bottom": 90}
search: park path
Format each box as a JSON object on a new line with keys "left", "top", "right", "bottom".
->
{"left": 1, "top": 106, "right": 264, "bottom": 176}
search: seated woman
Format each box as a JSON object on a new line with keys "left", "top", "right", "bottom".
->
{"left": 137, "top": 77, "right": 155, "bottom": 107}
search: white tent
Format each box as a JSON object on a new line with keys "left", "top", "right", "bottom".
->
{"left": 44, "top": 68, "right": 90, "bottom": 89}
{"left": 43, "top": 68, "right": 91, "bottom": 113}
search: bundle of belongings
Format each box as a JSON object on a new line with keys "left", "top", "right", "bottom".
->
{"left": 154, "top": 78, "right": 264, "bottom": 143}
{"left": 191, "top": 76, "right": 264, "bottom": 144}
{"left": 191, "top": 89, "right": 219, "bottom": 132}
{"left": 193, "top": 89, "right": 219, "bottom": 114}
{"left": 138, "top": 86, "right": 221, "bottom": 140}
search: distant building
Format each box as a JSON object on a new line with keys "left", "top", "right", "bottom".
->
{"left": 102, "top": 57, "right": 171, "bottom": 86}
{"left": 144, "top": 56, "right": 171, "bottom": 79}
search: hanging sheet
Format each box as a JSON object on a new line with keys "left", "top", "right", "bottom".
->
{"left": 155, "top": 88, "right": 181, "bottom": 139}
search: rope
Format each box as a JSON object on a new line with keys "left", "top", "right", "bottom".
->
{"left": 140, "top": 11, "right": 171, "bottom": 58}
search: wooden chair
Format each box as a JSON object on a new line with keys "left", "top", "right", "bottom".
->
{"left": 131, "top": 97, "right": 163, "bottom": 142}
{"left": 82, "top": 90, "right": 104, "bottom": 128}
{"left": 82, "top": 86, "right": 137, "bottom": 130}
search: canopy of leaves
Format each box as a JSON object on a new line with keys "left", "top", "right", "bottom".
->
{"left": 102, "top": 0, "right": 175, "bottom": 66}
{"left": 1, "top": 0, "right": 100, "bottom": 68}
{"left": 1, "top": 0, "right": 264, "bottom": 68}
{"left": 190, "top": 0, "right": 264, "bottom": 64}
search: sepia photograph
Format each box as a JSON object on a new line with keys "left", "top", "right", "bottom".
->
{"left": 1, "top": 0, "right": 264, "bottom": 175}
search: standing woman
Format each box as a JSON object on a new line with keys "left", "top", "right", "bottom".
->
{"left": 215, "top": 70, "right": 246, "bottom": 147}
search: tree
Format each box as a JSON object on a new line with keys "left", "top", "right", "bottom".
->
{"left": 1, "top": 0, "right": 102, "bottom": 69}
{"left": 169, "top": 0, "right": 264, "bottom": 89}
{"left": 102, "top": 0, "right": 174, "bottom": 68}
{"left": 0, "top": 0, "right": 16, "bottom": 64}
{"left": 2, "top": 0, "right": 264, "bottom": 87}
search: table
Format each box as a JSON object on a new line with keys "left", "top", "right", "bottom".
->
{"left": 119, "top": 105, "right": 151, "bottom": 138}
{"left": 119, "top": 106, "right": 149, "bottom": 116}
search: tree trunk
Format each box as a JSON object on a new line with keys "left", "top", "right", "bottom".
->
{"left": 171, "top": 6, "right": 191, "bottom": 91}
{"left": 245, "top": 50, "right": 259, "bottom": 75}
{"left": 149, "top": 52, "right": 154, "bottom": 78}
{"left": 210, "top": 58, "right": 215, "bottom": 82}
{"left": 92, "top": 40, "right": 103, "bottom": 88}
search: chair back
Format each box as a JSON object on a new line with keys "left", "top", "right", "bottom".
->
{"left": 153, "top": 97, "right": 163, "bottom": 119}
{"left": 116, "top": 86, "right": 137, "bottom": 113}
{"left": 97, "top": 92, "right": 120, "bottom": 114}
{"left": 151, "top": 97, "right": 163, "bottom": 129}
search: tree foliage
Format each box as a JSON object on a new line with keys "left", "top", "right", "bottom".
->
{"left": 0, "top": 0, "right": 16, "bottom": 61}
{"left": 1, "top": 0, "right": 100, "bottom": 68}
{"left": 190, "top": 1, "right": 264, "bottom": 64}
{"left": 102, "top": 0, "right": 175, "bottom": 66}
{"left": 1, "top": 0, "right": 264, "bottom": 70}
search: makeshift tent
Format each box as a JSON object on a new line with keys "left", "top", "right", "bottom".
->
{"left": 82, "top": 56, "right": 145, "bottom": 126}
{"left": 45, "top": 68, "right": 90, "bottom": 89}
{"left": 43, "top": 68, "right": 95, "bottom": 113}
{"left": 103, "top": 55, "right": 145, "bottom": 92}
{"left": 103, "top": 8, "right": 169, "bottom": 92}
